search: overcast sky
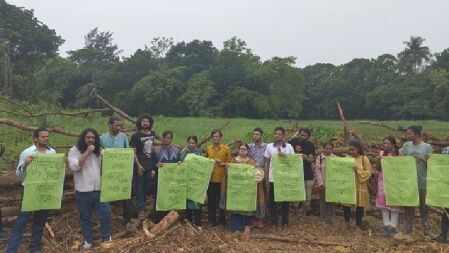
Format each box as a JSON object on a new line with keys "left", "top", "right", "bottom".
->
{"left": 7, "top": 0, "right": 449, "bottom": 67}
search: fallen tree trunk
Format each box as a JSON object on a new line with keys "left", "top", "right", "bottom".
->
{"left": 197, "top": 121, "right": 231, "bottom": 148}
{"left": 0, "top": 118, "right": 80, "bottom": 137}
{"left": 147, "top": 210, "right": 179, "bottom": 239}
{"left": 89, "top": 88, "right": 135, "bottom": 124}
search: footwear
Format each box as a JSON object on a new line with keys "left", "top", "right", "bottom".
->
{"left": 83, "top": 241, "right": 93, "bottom": 249}
{"left": 382, "top": 226, "right": 390, "bottom": 237}
{"left": 389, "top": 227, "right": 398, "bottom": 236}
{"left": 125, "top": 222, "right": 133, "bottom": 233}
{"left": 197, "top": 226, "right": 203, "bottom": 232}
{"left": 255, "top": 219, "right": 266, "bottom": 228}
{"left": 433, "top": 235, "right": 448, "bottom": 243}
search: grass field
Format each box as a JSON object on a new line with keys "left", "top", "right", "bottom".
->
{"left": 1, "top": 112, "right": 449, "bottom": 169}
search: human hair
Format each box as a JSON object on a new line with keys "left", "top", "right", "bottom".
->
{"left": 349, "top": 140, "right": 365, "bottom": 156}
{"left": 239, "top": 142, "right": 250, "bottom": 150}
{"left": 76, "top": 128, "right": 101, "bottom": 156}
{"left": 407, "top": 125, "right": 422, "bottom": 137}
{"left": 299, "top": 127, "right": 311, "bottom": 137}
{"left": 322, "top": 142, "right": 334, "bottom": 149}
{"left": 135, "top": 114, "right": 154, "bottom": 130}
{"left": 186, "top": 135, "right": 198, "bottom": 143}
{"left": 253, "top": 127, "right": 264, "bottom": 135}
{"left": 33, "top": 127, "right": 48, "bottom": 139}
{"left": 108, "top": 116, "right": 121, "bottom": 125}
{"left": 274, "top": 127, "right": 285, "bottom": 134}
{"left": 210, "top": 129, "right": 223, "bottom": 137}
{"left": 383, "top": 136, "right": 399, "bottom": 155}
{"left": 162, "top": 130, "right": 173, "bottom": 138}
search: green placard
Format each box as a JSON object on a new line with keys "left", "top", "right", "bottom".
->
{"left": 325, "top": 156, "right": 356, "bottom": 205}
{"left": 22, "top": 153, "right": 66, "bottom": 211}
{"left": 184, "top": 154, "right": 214, "bottom": 204}
{"left": 226, "top": 163, "right": 257, "bottom": 211}
{"left": 100, "top": 148, "right": 134, "bottom": 202}
{"left": 272, "top": 154, "right": 305, "bottom": 202}
{"left": 426, "top": 154, "right": 449, "bottom": 208}
{"left": 382, "top": 156, "right": 419, "bottom": 206}
{"left": 156, "top": 163, "right": 187, "bottom": 211}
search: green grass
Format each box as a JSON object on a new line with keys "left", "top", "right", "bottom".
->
{"left": 1, "top": 111, "right": 449, "bottom": 169}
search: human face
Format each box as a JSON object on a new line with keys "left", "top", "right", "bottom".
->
{"left": 238, "top": 145, "right": 248, "bottom": 157}
{"left": 349, "top": 145, "right": 358, "bottom": 157}
{"left": 140, "top": 118, "right": 150, "bottom": 130}
{"left": 252, "top": 131, "right": 262, "bottom": 143}
{"left": 212, "top": 132, "right": 221, "bottom": 144}
{"left": 299, "top": 131, "right": 309, "bottom": 141}
{"left": 187, "top": 139, "right": 197, "bottom": 149}
{"left": 35, "top": 131, "right": 49, "bottom": 147}
{"left": 109, "top": 120, "right": 122, "bottom": 135}
{"left": 323, "top": 144, "right": 333, "bottom": 156}
{"left": 85, "top": 132, "right": 96, "bottom": 146}
{"left": 406, "top": 129, "right": 418, "bottom": 141}
{"left": 274, "top": 130, "right": 284, "bottom": 142}
{"left": 383, "top": 139, "right": 392, "bottom": 152}
{"left": 162, "top": 134, "right": 173, "bottom": 146}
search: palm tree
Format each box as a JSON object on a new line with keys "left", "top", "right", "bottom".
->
{"left": 397, "top": 36, "right": 431, "bottom": 73}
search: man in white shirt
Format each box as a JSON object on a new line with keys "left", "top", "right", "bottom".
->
{"left": 6, "top": 128, "right": 56, "bottom": 253}
{"left": 264, "top": 127, "right": 295, "bottom": 228}
{"left": 68, "top": 128, "right": 112, "bottom": 250}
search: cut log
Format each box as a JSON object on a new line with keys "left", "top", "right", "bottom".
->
{"left": 147, "top": 210, "right": 179, "bottom": 239}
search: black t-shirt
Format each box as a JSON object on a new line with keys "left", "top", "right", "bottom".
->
{"left": 288, "top": 138, "right": 316, "bottom": 180}
{"left": 130, "top": 131, "right": 157, "bottom": 169}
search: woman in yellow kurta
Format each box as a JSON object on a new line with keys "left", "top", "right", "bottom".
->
{"left": 343, "top": 140, "right": 371, "bottom": 229}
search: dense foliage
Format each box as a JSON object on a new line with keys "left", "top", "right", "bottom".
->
{"left": 1, "top": 0, "right": 448, "bottom": 120}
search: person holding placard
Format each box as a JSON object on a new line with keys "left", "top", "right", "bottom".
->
{"left": 433, "top": 146, "right": 449, "bottom": 243}
{"left": 399, "top": 126, "right": 433, "bottom": 236}
{"left": 264, "top": 127, "right": 295, "bottom": 228}
{"left": 248, "top": 127, "right": 267, "bottom": 227}
{"left": 205, "top": 129, "right": 233, "bottom": 227}
{"left": 343, "top": 140, "right": 371, "bottom": 230}
{"left": 100, "top": 116, "right": 132, "bottom": 230}
{"left": 375, "top": 136, "right": 400, "bottom": 237}
{"left": 314, "top": 142, "right": 336, "bottom": 224}
{"left": 289, "top": 127, "right": 316, "bottom": 216}
{"left": 130, "top": 114, "right": 158, "bottom": 220}
{"left": 178, "top": 135, "right": 204, "bottom": 230}
{"left": 154, "top": 130, "right": 181, "bottom": 223}
{"left": 68, "top": 128, "right": 112, "bottom": 250}
{"left": 227, "top": 143, "right": 264, "bottom": 235}
{"left": 6, "top": 128, "right": 57, "bottom": 253}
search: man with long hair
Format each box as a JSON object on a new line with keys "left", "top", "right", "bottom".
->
{"left": 6, "top": 128, "right": 56, "bottom": 253}
{"left": 130, "top": 114, "right": 158, "bottom": 220}
{"left": 68, "top": 128, "right": 112, "bottom": 249}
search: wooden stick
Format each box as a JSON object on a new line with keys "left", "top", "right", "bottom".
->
{"left": 45, "top": 222, "right": 55, "bottom": 238}
{"left": 251, "top": 234, "right": 350, "bottom": 247}
{"left": 0, "top": 118, "right": 80, "bottom": 137}
{"left": 336, "top": 101, "right": 349, "bottom": 144}
{"left": 197, "top": 121, "right": 231, "bottom": 148}
{"left": 89, "top": 88, "right": 135, "bottom": 124}
{"left": 147, "top": 210, "right": 179, "bottom": 239}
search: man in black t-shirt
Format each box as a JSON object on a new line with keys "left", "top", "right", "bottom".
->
{"left": 130, "top": 114, "right": 158, "bottom": 220}
{"left": 288, "top": 127, "right": 316, "bottom": 216}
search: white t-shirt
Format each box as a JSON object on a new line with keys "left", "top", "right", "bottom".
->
{"left": 263, "top": 142, "right": 295, "bottom": 182}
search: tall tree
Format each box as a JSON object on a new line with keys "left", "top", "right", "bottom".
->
{"left": 398, "top": 36, "right": 431, "bottom": 73}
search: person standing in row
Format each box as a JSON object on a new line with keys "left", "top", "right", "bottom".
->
{"left": 400, "top": 126, "right": 433, "bottom": 237}
{"left": 130, "top": 114, "right": 158, "bottom": 220}
{"left": 154, "top": 130, "right": 180, "bottom": 223}
{"left": 248, "top": 127, "right": 267, "bottom": 227}
{"left": 375, "top": 136, "right": 400, "bottom": 236}
{"left": 289, "top": 128, "right": 316, "bottom": 215}
{"left": 264, "top": 127, "right": 295, "bottom": 228}
{"left": 344, "top": 140, "right": 371, "bottom": 230}
{"left": 434, "top": 145, "right": 449, "bottom": 243}
{"left": 314, "top": 142, "right": 335, "bottom": 224}
{"left": 205, "top": 129, "right": 232, "bottom": 227}
{"left": 178, "top": 136, "right": 204, "bottom": 230}
{"left": 100, "top": 116, "right": 132, "bottom": 230}
{"left": 6, "top": 128, "right": 56, "bottom": 253}
{"left": 68, "top": 128, "right": 112, "bottom": 249}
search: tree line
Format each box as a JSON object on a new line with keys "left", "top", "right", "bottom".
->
{"left": 1, "top": 0, "right": 449, "bottom": 120}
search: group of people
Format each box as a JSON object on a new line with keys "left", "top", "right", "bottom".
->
{"left": 3, "top": 114, "right": 449, "bottom": 252}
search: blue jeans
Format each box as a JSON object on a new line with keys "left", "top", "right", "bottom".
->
{"left": 75, "top": 191, "right": 112, "bottom": 244}
{"left": 230, "top": 214, "right": 252, "bottom": 232}
{"left": 133, "top": 168, "right": 150, "bottom": 213}
{"left": 6, "top": 210, "right": 49, "bottom": 253}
